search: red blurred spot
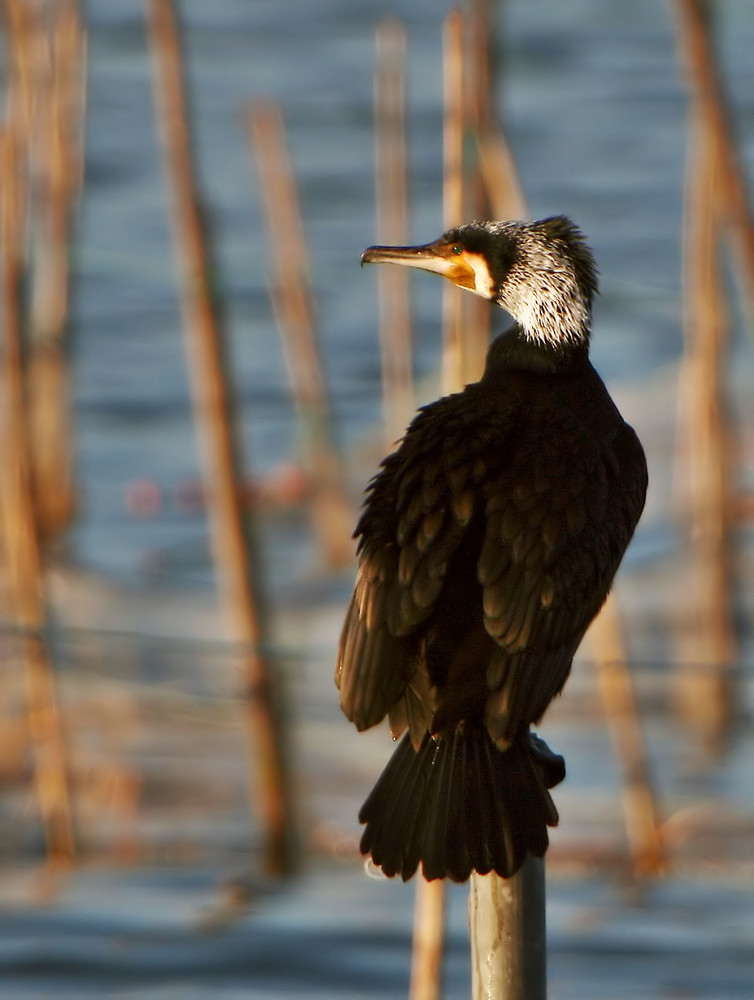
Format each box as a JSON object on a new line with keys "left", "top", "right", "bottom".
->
{"left": 259, "top": 462, "right": 309, "bottom": 506}
{"left": 125, "top": 479, "right": 162, "bottom": 518}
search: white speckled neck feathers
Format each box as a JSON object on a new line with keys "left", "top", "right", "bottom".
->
{"left": 443, "top": 216, "right": 599, "bottom": 352}
{"left": 360, "top": 215, "right": 599, "bottom": 355}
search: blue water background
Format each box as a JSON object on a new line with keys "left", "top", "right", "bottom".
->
{"left": 71, "top": 0, "right": 754, "bottom": 586}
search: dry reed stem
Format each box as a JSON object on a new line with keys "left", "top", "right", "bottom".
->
{"left": 465, "top": 0, "right": 495, "bottom": 138}
{"left": 674, "top": 102, "right": 736, "bottom": 747}
{"left": 476, "top": 130, "right": 527, "bottom": 221}
{"left": 674, "top": 0, "right": 754, "bottom": 329}
{"left": 146, "top": 0, "right": 295, "bottom": 876}
{"left": 245, "top": 101, "right": 354, "bottom": 569}
{"left": 408, "top": 14, "right": 471, "bottom": 998}
{"left": 374, "top": 17, "right": 414, "bottom": 444}
{"left": 407, "top": 12, "right": 474, "bottom": 1000}
{"left": 409, "top": 872, "right": 447, "bottom": 1000}
{"left": 440, "top": 8, "right": 466, "bottom": 396}
{"left": 456, "top": 12, "right": 547, "bottom": 990}
{"left": 586, "top": 594, "right": 665, "bottom": 875}
{"left": 26, "top": 0, "right": 85, "bottom": 538}
{"left": 0, "top": 122, "right": 76, "bottom": 864}
{"left": 3, "top": 0, "right": 35, "bottom": 142}
{"left": 459, "top": 2, "right": 493, "bottom": 381}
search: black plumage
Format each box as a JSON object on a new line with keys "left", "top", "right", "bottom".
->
{"left": 336, "top": 216, "right": 647, "bottom": 882}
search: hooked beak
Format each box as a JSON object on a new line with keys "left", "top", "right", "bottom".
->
{"left": 360, "top": 240, "right": 478, "bottom": 293}
{"left": 361, "top": 242, "right": 440, "bottom": 268}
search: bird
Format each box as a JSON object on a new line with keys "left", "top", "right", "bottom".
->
{"left": 336, "top": 216, "right": 647, "bottom": 882}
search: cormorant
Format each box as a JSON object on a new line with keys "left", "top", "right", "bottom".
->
{"left": 336, "top": 216, "right": 647, "bottom": 882}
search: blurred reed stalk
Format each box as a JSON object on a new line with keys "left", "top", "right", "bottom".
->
{"left": 23, "top": 0, "right": 86, "bottom": 540}
{"left": 440, "top": 8, "right": 465, "bottom": 396}
{"left": 411, "top": 7, "right": 508, "bottom": 999}
{"left": 409, "top": 875, "right": 446, "bottom": 1000}
{"left": 458, "top": 2, "right": 546, "bottom": 992}
{"left": 373, "top": 18, "right": 414, "bottom": 446}
{"left": 408, "top": 12, "right": 471, "bottom": 999}
{"left": 674, "top": 0, "right": 754, "bottom": 322}
{"left": 673, "top": 0, "right": 740, "bottom": 750}
{"left": 476, "top": 129, "right": 526, "bottom": 220}
{"left": 676, "top": 103, "right": 736, "bottom": 748}
{"left": 146, "top": 0, "right": 296, "bottom": 876}
{"left": 586, "top": 594, "right": 665, "bottom": 875}
{"left": 0, "top": 114, "right": 76, "bottom": 863}
{"left": 245, "top": 101, "right": 354, "bottom": 570}
{"left": 473, "top": 7, "right": 527, "bottom": 231}
{"left": 458, "top": 0, "right": 494, "bottom": 382}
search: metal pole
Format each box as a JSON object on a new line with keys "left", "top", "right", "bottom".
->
{"left": 468, "top": 856, "right": 547, "bottom": 1000}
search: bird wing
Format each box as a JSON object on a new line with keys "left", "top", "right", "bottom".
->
{"left": 336, "top": 392, "right": 493, "bottom": 741}
{"left": 478, "top": 415, "right": 647, "bottom": 742}
{"left": 337, "top": 385, "right": 647, "bottom": 750}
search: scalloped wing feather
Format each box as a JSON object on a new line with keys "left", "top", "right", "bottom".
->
{"left": 337, "top": 392, "right": 500, "bottom": 735}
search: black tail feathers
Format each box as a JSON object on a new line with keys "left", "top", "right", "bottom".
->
{"left": 358, "top": 725, "right": 564, "bottom": 882}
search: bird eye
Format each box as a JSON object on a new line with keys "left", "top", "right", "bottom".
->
{"left": 451, "top": 245, "right": 462, "bottom": 255}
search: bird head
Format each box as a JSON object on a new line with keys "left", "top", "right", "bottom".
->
{"left": 361, "top": 216, "right": 598, "bottom": 350}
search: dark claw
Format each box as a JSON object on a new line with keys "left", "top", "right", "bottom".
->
{"left": 528, "top": 731, "right": 566, "bottom": 789}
